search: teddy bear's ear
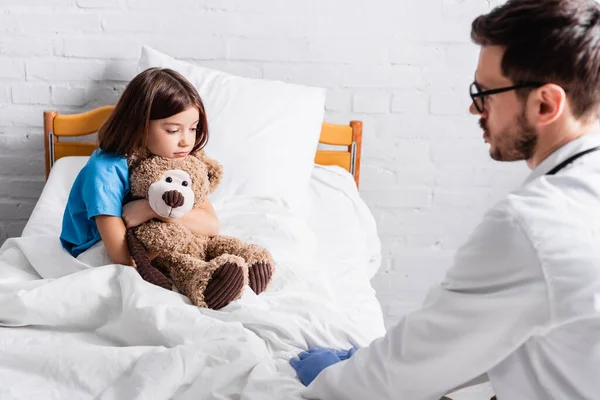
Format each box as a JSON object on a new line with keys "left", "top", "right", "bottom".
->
{"left": 127, "top": 148, "right": 152, "bottom": 170}
{"left": 192, "top": 149, "right": 223, "bottom": 193}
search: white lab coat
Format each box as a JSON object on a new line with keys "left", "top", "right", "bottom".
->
{"left": 303, "top": 133, "right": 600, "bottom": 400}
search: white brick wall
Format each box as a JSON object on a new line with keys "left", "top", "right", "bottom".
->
{"left": 0, "top": 0, "right": 526, "bottom": 333}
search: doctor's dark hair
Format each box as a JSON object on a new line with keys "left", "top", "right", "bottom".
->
{"left": 98, "top": 67, "right": 209, "bottom": 156}
{"left": 471, "top": 0, "right": 600, "bottom": 118}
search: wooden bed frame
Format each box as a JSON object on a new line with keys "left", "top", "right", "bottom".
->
{"left": 43, "top": 105, "right": 363, "bottom": 187}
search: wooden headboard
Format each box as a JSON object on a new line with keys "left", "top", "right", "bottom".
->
{"left": 43, "top": 106, "right": 363, "bottom": 187}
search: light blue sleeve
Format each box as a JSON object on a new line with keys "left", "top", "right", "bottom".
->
{"left": 81, "top": 161, "right": 127, "bottom": 220}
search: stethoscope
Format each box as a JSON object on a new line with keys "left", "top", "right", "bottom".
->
{"left": 545, "top": 146, "right": 600, "bottom": 175}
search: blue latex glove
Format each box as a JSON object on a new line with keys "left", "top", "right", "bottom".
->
{"left": 290, "top": 347, "right": 357, "bottom": 386}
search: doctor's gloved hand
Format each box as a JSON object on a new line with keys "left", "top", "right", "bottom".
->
{"left": 289, "top": 347, "right": 357, "bottom": 386}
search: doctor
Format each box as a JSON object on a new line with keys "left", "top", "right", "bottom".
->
{"left": 290, "top": 0, "right": 600, "bottom": 398}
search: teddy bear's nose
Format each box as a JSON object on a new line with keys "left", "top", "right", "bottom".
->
{"left": 162, "top": 190, "right": 185, "bottom": 208}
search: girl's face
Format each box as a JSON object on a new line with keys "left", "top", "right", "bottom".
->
{"left": 147, "top": 106, "right": 199, "bottom": 158}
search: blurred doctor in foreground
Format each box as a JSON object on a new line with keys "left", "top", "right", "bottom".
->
{"left": 291, "top": 0, "right": 600, "bottom": 399}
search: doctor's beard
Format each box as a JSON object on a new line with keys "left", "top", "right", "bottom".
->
{"left": 480, "top": 108, "right": 538, "bottom": 162}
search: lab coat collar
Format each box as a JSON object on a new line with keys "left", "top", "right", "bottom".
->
{"left": 524, "top": 132, "right": 600, "bottom": 184}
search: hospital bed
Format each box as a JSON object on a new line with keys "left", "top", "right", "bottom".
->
{"left": 0, "top": 106, "right": 387, "bottom": 399}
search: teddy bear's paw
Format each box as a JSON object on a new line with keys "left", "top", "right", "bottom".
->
{"left": 204, "top": 262, "right": 246, "bottom": 310}
{"left": 248, "top": 260, "right": 273, "bottom": 295}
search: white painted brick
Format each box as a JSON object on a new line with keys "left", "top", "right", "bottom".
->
{"left": 341, "top": 65, "right": 425, "bottom": 89}
{"left": 376, "top": 115, "right": 422, "bottom": 139}
{"left": 0, "top": 84, "right": 9, "bottom": 103}
{"left": 26, "top": 59, "right": 137, "bottom": 82}
{"left": 391, "top": 90, "right": 429, "bottom": 114}
{"left": 227, "top": 13, "right": 318, "bottom": 39}
{"left": 324, "top": 89, "right": 352, "bottom": 112}
{"left": 229, "top": 38, "right": 310, "bottom": 62}
{"left": 442, "top": 0, "right": 490, "bottom": 19}
{"left": 359, "top": 164, "right": 397, "bottom": 190}
{"left": 380, "top": 238, "right": 409, "bottom": 262}
{"left": 431, "top": 139, "right": 492, "bottom": 165}
{"left": 394, "top": 141, "right": 432, "bottom": 165}
{"left": 0, "top": 58, "right": 24, "bottom": 79}
{"left": 144, "top": 38, "right": 228, "bottom": 60}
{"left": 0, "top": 105, "right": 45, "bottom": 127}
{"left": 262, "top": 64, "right": 341, "bottom": 88}
{"left": 430, "top": 90, "right": 472, "bottom": 115}
{"left": 406, "top": 233, "right": 443, "bottom": 249}
{"left": 446, "top": 43, "right": 481, "bottom": 70}
{"left": 446, "top": 115, "right": 482, "bottom": 138}
{"left": 0, "top": 0, "right": 71, "bottom": 5}
{"left": 433, "top": 187, "right": 494, "bottom": 208}
{"left": 126, "top": 0, "right": 209, "bottom": 9}
{"left": 84, "top": 84, "right": 126, "bottom": 108}
{"left": 0, "top": 153, "right": 45, "bottom": 176}
{"left": 370, "top": 272, "right": 394, "bottom": 295}
{"left": 77, "top": 0, "right": 121, "bottom": 8}
{"left": 51, "top": 85, "right": 87, "bottom": 106}
{"left": 0, "top": 200, "right": 36, "bottom": 220}
{"left": 363, "top": 137, "right": 431, "bottom": 164}
{"left": 4, "top": 220, "right": 26, "bottom": 238}
{"left": 352, "top": 91, "right": 390, "bottom": 114}
{"left": 199, "top": 61, "right": 262, "bottom": 79}
{"left": 390, "top": 44, "right": 445, "bottom": 66}
{"left": 423, "top": 64, "right": 471, "bottom": 91}
{"left": 64, "top": 37, "right": 139, "bottom": 59}
{"left": 308, "top": 40, "right": 388, "bottom": 65}
{"left": 0, "top": 36, "right": 58, "bottom": 57}
{"left": 416, "top": 15, "right": 473, "bottom": 43}
{"left": 435, "top": 165, "right": 475, "bottom": 187}
{"left": 0, "top": 132, "right": 43, "bottom": 153}
{"left": 7, "top": 178, "right": 45, "bottom": 199}
{"left": 362, "top": 188, "right": 432, "bottom": 209}
{"left": 11, "top": 84, "right": 51, "bottom": 105}
{"left": 474, "top": 165, "right": 528, "bottom": 187}
{"left": 397, "top": 165, "right": 436, "bottom": 186}
{"left": 16, "top": 12, "right": 101, "bottom": 33}
{"left": 0, "top": 10, "right": 20, "bottom": 33}
{"left": 389, "top": 249, "right": 454, "bottom": 286}
{"left": 101, "top": 13, "right": 161, "bottom": 33}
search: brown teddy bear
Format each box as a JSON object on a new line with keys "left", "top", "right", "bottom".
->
{"left": 125, "top": 149, "right": 275, "bottom": 310}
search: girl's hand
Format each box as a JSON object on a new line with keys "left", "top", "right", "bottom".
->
{"left": 122, "top": 199, "right": 157, "bottom": 229}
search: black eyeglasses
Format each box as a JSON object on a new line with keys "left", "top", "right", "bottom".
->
{"left": 469, "top": 81, "right": 546, "bottom": 113}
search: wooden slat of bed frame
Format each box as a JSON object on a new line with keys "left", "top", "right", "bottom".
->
{"left": 314, "top": 150, "right": 351, "bottom": 171}
{"left": 319, "top": 123, "right": 353, "bottom": 146}
{"left": 53, "top": 105, "right": 115, "bottom": 136}
{"left": 44, "top": 107, "right": 363, "bottom": 187}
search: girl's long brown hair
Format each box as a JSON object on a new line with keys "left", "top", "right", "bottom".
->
{"left": 98, "top": 67, "right": 209, "bottom": 156}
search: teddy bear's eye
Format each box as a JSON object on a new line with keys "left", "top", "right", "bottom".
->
{"left": 182, "top": 181, "right": 188, "bottom": 187}
{"left": 166, "top": 177, "right": 173, "bottom": 183}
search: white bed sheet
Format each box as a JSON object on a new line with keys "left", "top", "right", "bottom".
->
{"left": 0, "top": 156, "right": 385, "bottom": 399}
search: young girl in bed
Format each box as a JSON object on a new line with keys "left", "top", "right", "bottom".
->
{"left": 60, "top": 67, "right": 219, "bottom": 265}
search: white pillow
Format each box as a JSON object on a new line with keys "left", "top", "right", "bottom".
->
{"left": 137, "top": 46, "right": 326, "bottom": 216}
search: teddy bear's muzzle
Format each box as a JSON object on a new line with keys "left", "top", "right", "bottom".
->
{"left": 162, "top": 190, "right": 185, "bottom": 208}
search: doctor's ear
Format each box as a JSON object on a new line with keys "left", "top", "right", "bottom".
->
{"left": 528, "top": 83, "right": 566, "bottom": 127}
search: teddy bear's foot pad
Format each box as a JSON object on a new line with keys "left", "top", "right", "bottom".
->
{"left": 249, "top": 261, "right": 272, "bottom": 295}
{"left": 205, "top": 262, "right": 245, "bottom": 310}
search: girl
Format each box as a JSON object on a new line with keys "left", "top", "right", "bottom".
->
{"left": 60, "top": 67, "right": 219, "bottom": 266}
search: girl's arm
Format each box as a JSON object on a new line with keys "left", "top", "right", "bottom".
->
{"left": 123, "top": 198, "right": 220, "bottom": 237}
{"left": 96, "top": 215, "right": 133, "bottom": 266}
{"left": 161, "top": 199, "right": 220, "bottom": 237}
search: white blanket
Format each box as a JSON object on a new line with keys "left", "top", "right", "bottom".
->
{"left": 0, "top": 161, "right": 385, "bottom": 399}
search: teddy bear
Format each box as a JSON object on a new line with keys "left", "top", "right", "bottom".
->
{"left": 125, "top": 149, "right": 275, "bottom": 310}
